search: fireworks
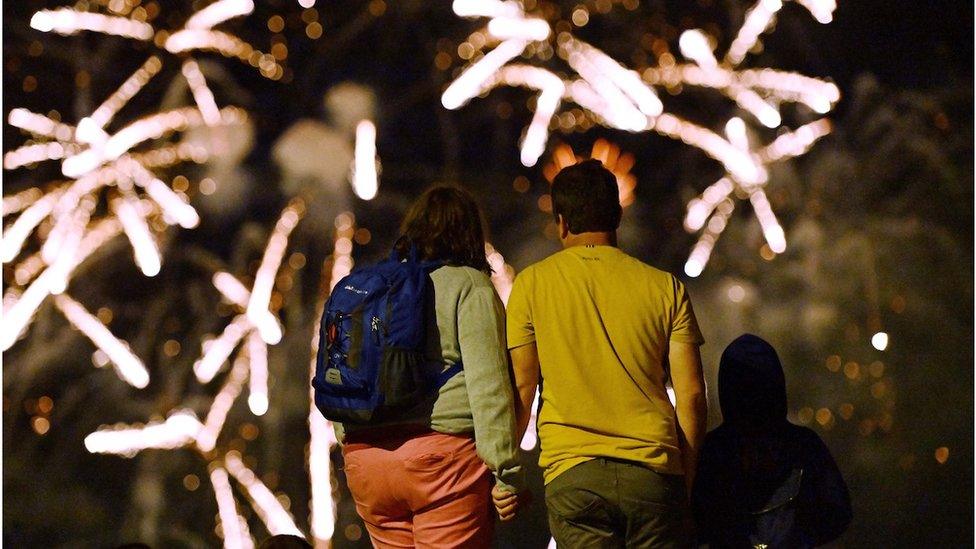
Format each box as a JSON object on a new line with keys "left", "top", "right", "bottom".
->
{"left": 2, "top": 0, "right": 281, "bottom": 357}
{"left": 352, "top": 121, "right": 380, "bottom": 201}
{"left": 4, "top": 3, "right": 308, "bottom": 545}
{"left": 443, "top": 0, "right": 840, "bottom": 273}
{"left": 544, "top": 139, "right": 638, "bottom": 207}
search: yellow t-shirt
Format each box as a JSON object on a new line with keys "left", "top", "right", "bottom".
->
{"left": 506, "top": 245, "right": 704, "bottom": 484}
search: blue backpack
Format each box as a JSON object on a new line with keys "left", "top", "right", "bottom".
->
{"left": 312, "top": 245, "right": 461, "bottom": 424}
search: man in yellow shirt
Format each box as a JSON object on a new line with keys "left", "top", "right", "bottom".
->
{"left": 494, "top": 160, "right": 707, "bottom": 548}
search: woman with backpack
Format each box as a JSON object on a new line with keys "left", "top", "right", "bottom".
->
{"left": 325, "top": 186, "right": 523, "bottom": 548}
{"left": 692, "top": 334, "right": 852, "bottom": 548}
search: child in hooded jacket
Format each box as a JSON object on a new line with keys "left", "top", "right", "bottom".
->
{"left": 692, "top": 334, "right": 852, "bottom": 548}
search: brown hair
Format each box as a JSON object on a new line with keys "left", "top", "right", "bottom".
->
{"left": 394, "top": 186, "right": 491, "bottom": 273}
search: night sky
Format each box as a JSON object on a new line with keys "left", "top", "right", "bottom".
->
{"left": 2, "top": 0, "right": 973, "bottom": 547}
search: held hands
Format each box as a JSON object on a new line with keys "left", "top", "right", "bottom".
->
{"left": 492, "top": 485, "right": 531, "bottom": 521}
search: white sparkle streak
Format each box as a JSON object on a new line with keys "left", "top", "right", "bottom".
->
{"left": 182, "top": 60, "right": 222, "bottom": 126}
{"left": 564, "top": 44, "right": 647, "bottom": 130}
{"left": 164, "top": 30, "right": 282, "bottom": 77}
{"left": 643, "top": 65, "right": 839, "bottom": 115}
{"left": 1, "top": 269, "right": 58, "bottom": 351}
{"left": 650, "top": 114, "right": 766, "bottom": 185}
{"left": 54, "top": 293, "right": 150, "bottom": 388}
{"left": 185, "top": 0, "right": 255, "bottom": 30}
{"left": 725, "top": 117, "right": 749, "bottom": 151}
{"left": 246, "top": 202, "right": 303, "bottom": 344}
{"left": 494, "top": 66, "right": 564, "bottom": 166}
{"left": 123, "top": 159, "right": 200, "bottom": 228}
{"left": 749, "top": 190, "right": 786, "bottom": 253}
{"left": 678, "top": 30, "right": 780, "bottom": 128}
{"left": 30, "top": 9, "right": 155, "bottom": 40}
{"left": 112, "top": 195, "right": 161, "bottom": 277}
{"left": 725, "top": 0, "right": 784, "bottom": 66}
{"left": 684, "top": 200, "right": 735, "bottom": 277}
{"left": 86, "top": 56, "right": 164, "bottom": 132}
{"left": 224, "top": 452, "right": 305, "bottom": 538}
{"left": 2, "top": 187, "right": 43, "bottom": 217}
{"left": 796, "top": 0, "right": 836, "bottom": 23}
{"left": 564, "top": 79, "right": 615, "bottom": 124}
{"left": 582, "top": 44, "right": 663, "bottom": 117}
{"left": 13, "top": 253, "right": 46, "bottom": 286}
{"left": 84, "top": 410, "right": 203, "bottom": 457}
{"left": 442, "top": 39, "right": 528, "bottom": 109}
{"left": 308, "top": 311, "right": 336, "bottom": 544}
{"left": 46, "top": 197, "right": 97, "bottom": 294}
{"left": 197, "top": 351, "right": 250, "bottom": 452}
{"left": 352, "top": 121, "right": 379, "bottom": 200}
{"left": 678, "top": 29, "right": 718, "bottom": 69}
{"left": 247, "top": 332, "right": 269, "bottom": 416}
{"left": 732, "top": 88, "right": 782, "bottom": 128}
{"left": 452, "top": 0, "right": 524, "bottom": 18}
{"left": 210, "top": 467, "right": 255, "bottom": 549}
{"left": 42, "top": 173, "right": 108, "bottom": 262}
{"left": 63, "top": 109, "right": 192, "bottom": 177}
{"left": 4, "top": 142, "right": 79, "bottom": 170}
{"left": 1, "top": 189, "right": 62, "bottom": 262}
{"left": 487, "top": 17, "right": 551, "bottom": 41}
{"left": 684, "top": 178, "right": 735, "bottom": 232}
{"left": 213, "top": 272, "right": 252, "bottom": 307}
{"left": 759, "top": 119, "right": 832, "bottom": 162}
{"left": 1, "top": 219, "right": 122, "bottom": 350}
{"left": 194, "top": 315, "right": 251, "bottom": 383}
{"left": 8, "top": 108, "right": 75, "bottom": 141}
{"left": 738, "top": 69, "right": 840, "bottom": 109}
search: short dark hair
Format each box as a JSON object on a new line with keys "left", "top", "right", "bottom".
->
{"left": 395, "top": 185, "right": 491, "bottom": 273}
{"left": 551, "top": 159, "right": 622, "bottom": 234}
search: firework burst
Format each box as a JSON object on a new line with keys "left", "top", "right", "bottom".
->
{"left": 442, "top": 0, "right": 840, "bottom": 274}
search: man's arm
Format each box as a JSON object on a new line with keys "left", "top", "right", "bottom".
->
{"left": 509, "top": 342, "right": 541, "bottom": 439}
{"left": 669, "top": 340, "right": 707, "bottom": 496}
{"left": 492, "top": 342, "right": 541, "bottom": 521}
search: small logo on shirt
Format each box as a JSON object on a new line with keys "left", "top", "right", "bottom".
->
{"left": 343, "top": 285, "right": 368, "bottom": 295}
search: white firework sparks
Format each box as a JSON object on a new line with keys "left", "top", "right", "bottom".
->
{"left": 2, "top": 0, "right": 280, "bottom": 355}
{"left": 443, "top": 0, "right": 840, "bottom": 274}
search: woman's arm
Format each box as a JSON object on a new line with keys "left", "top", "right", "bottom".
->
{"left": 457, "top": 275, "right": 524, "bottom": 494}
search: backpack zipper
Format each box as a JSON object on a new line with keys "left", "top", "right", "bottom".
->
{"left": 370, "top": 316, "right": 386, "bottom": 345}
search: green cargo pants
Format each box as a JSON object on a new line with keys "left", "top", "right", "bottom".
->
{"left": 544, "top": 458, "right": 691, "bottom": 548}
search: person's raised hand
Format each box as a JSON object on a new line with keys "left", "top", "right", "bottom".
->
{"left": 492, "top": 485, "right": 519, "bottom": 521}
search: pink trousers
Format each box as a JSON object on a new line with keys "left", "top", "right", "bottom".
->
{"left": 342, "top": 430, "right": 493, "bottom": 548}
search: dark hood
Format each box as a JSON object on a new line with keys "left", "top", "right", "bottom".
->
{"left": 718, "top": 334, "right": 788, "bottom": 429}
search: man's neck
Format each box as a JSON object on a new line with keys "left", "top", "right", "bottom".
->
{"left": 561, "top": 231, "right": 617, "bottom": 249}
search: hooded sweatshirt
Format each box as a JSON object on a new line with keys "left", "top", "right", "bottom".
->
{"left": 692, "top": 334, "right": 852, "bottom": 548}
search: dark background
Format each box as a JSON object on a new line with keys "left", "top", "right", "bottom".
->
{"left": 3, "top": 0, "right": 973, "bottom": 547}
